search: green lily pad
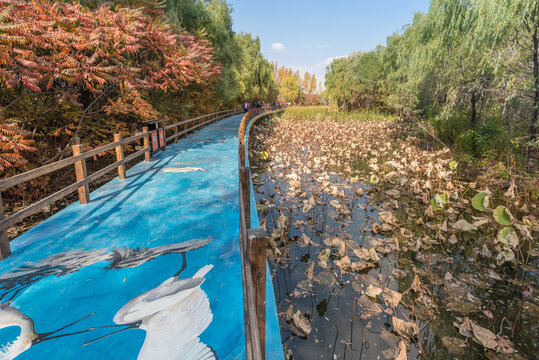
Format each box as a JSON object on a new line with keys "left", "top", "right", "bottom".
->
{"left": 493, "top": 205, "right": 513, "bottom": 226}
{"left": 449, "top": 160, "right": 458, "bottom": 171}
{"left": 497, "top": 227, "right": 519, "bottom": 248}
{"left": 472, "top": 192, "right": 490, "bottom": 211}
{"left": 430, "top": 193, "right": 448, "bottom": 210}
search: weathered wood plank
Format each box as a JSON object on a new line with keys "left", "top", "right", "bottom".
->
{"left": 114, "top": 134, "right": 126, "bottom": 180}
{"left": 0, "top": 193, "right": 10, "bottom": 259}
{"left": 72, "top": 144, "right": 90, "bottom": 204}
{"left": 248, "top": 228, "right": 267, "bottom": 360}
{"left": 0, "top": 147, "right": 149, "bottom": 233}
{"left": 143, "top": 127, "right": 150, "bottom": 162}
{"left": 0, "top": 132, "right": 147, "bottom": 191}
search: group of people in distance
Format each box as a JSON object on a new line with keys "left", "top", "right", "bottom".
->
{"left": 242, "top": 101, "right": 288, "bottom": 113}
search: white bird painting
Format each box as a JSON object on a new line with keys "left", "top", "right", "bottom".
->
{"left": 0, "top": 239, "right": 218, "bottom": 359}
{"left": 0, "top": 304, "right": 37, "bottom": 360}
{"left": 113, "top": 264, "right": 217, "bottom": 360}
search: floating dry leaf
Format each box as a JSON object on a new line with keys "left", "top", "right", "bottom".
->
{"left": 382, "top": 288, "right": 403, "bottom": 308}
{"left": 365, "top": 284, "right": 383, "bottom": 298}
{"left": 452, "top": 219, "right": 477, "bottom": 232}
{"left": 283, "top": 305, "right": 312, "bottom": 338}
{"left": 470, "top": 320, "right": 497, "bottom": 350}
{"left": 442, "top": 336, "right": 466, "bottom": 355}
{"left": 392, "top": 316, "right": 419, "bottom": 339}
{"left": 306, "top": 262, "right": 314, "bottom": 280}
{"left": 318, "top": 248, "right": 330, "bottom": 269}
{"left": 358, "top": 294, "right": 383, "bottom": 318}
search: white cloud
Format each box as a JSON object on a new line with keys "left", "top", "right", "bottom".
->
{"left": 316, "top": 55, "right": 346, "bottom": 68}
{"left": 289, "top": 55, "right": 347, "bottom": 91}
{"left": 317, "top": 43, "right": 332, "bottom": 49}
{"left": 271, "top": 43, "right": 286, "bottom": 52}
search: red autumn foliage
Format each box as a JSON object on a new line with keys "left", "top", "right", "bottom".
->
{"left": 0, "top": 0, "right": 221, "bottom": 171}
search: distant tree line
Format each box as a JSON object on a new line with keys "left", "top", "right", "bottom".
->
{"left": 273, "top": 64, "right": 320, "bottom": 105}
{"left": 325, "top": 0, "right": 538, "bottom": 172}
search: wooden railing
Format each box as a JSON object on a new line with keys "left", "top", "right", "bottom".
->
{"left": 238, "top": 107, "right": 285, "bottom": 360}
{"left": 0, "top": 108, "right": 242, "bottom": 260}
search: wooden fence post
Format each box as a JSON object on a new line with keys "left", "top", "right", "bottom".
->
{"left": 114, "top": 133, "right": 126, "bottom": 180}
{"left": 239, "top": 167, "right": 251, "bottom": 229}
{"left": 174, "top": 125, "right": 178, "bottom": 143}
{"left": 0, "top": 193, "right": 11, "bottom": 260}
{"left": 72, "top": 144, "right": 90, "bottom": 204}
{"left": 143, "top": 126, "right": 150, "bottom": 162}
{"left": 248, "top": 228, "right": 267, "bottom": 360}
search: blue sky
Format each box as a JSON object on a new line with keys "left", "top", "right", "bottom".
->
{"left": 228, "top": 0, "right": 431, "bottom": 88}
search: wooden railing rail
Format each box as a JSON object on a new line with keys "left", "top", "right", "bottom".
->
{"left": 237, "top": 107, "right": 285, "bottom": 360}
{"left": 164, "top": 108, "right": 241, "bottom": 143}
{"left": 0, "top": 108, "right": 242, "bottom": 260}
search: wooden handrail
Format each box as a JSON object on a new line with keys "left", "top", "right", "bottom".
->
{"left": 0, "top": 132, "right": 148, "bottom": 191}
{"left": 0, "top": 147, "right": 149, "bottom": 233}
{"left": 0, "top": 108, "right": 241, "bottom": 259}
{"left": 237, "top": 106, "right": 285, "bottom": 360}
{"left": 163, "top": 108, "right": 238, "bottom": 131}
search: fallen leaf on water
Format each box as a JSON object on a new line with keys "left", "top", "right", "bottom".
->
{"left": 396, "top": 340, "right": 407, "bottom": 360}
{"left": 392, "top": 316, "right": 419, "bottom": 339}
{"left": 452, "top": 219, "right": 477, "bottom": 232}
{"left": 365, "top": 284, "right": 383, "bottom": 298}
{"left": 283, "top": 305, "right": 312, "bottom": 338}
{"left": 470, "top": 320, "right": 497, "bottom": 350}
{"left": 382, "top": 288, "right": 403, "bottom": 308}
{"left": 442, "top": 336, "right": 466, "bottom": 355}
{"left": 323, "top": 236, "right": 342, "bottom": 247}
{"left": 298, "top": 233, "right": 317, "bottom": 247}
{"left": 318, "top": 248, "right": 330, "bottom": 269}
{"left": 358, "top": 294, "right": 383, "bottom": 319}
{"left": 293, "top": 279, "right": 313, "bottom": 298}
{"left": 379, "top": 211, "right": 398, "bottom": 225}
{"left": 302, "top": 195, "right": 315, "bottom": 212}
{"left": 306, "top": 262, "right": 314, "bottom": 279}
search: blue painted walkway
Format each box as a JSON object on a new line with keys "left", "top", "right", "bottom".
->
{"left": 0, "top": 114, "right": 283, "bottom": 360}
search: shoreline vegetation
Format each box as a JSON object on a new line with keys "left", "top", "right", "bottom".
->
{"left": 249, "top": 106, "right": 537, "bottom": 360}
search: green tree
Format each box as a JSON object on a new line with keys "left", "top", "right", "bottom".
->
{"left": 233, "top": 33, "right": 274, "bottom": 101}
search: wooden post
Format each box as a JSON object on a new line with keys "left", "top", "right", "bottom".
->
{"left": 239, "top": 167, "right": 251, "bottom": 229}
{"left": 0, "top": 192, "right": 11, "bottom": 260}
{"left": 174, "top": 125, "right": 178, "bottom": 143}
{"left": 143, "top": 126, "right": 150, "bottom": 162}
{"left": 239, "top": 143, "right": 246, "bottom": 168}
{"left": 248, "top": 228, "right": 267, "bottom": 360}
{"left": 72, "top": 144, "right": 90, "bottom": 204}
{"left": 114, "top": 133, "right": 126, "bottom": 180}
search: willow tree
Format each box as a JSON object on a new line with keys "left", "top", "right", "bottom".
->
{"left": 325, "top": 53, "right": 363, "bottom": 110}
{"left": 472, "top": 0, "right": 539, "bottom": 169}
{"left": 233, "top": 33, "right": 274, "bottom": 102}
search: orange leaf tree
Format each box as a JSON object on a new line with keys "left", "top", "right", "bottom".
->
{"left": 0, "top": 0, "right": 221, "bottom": 171}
